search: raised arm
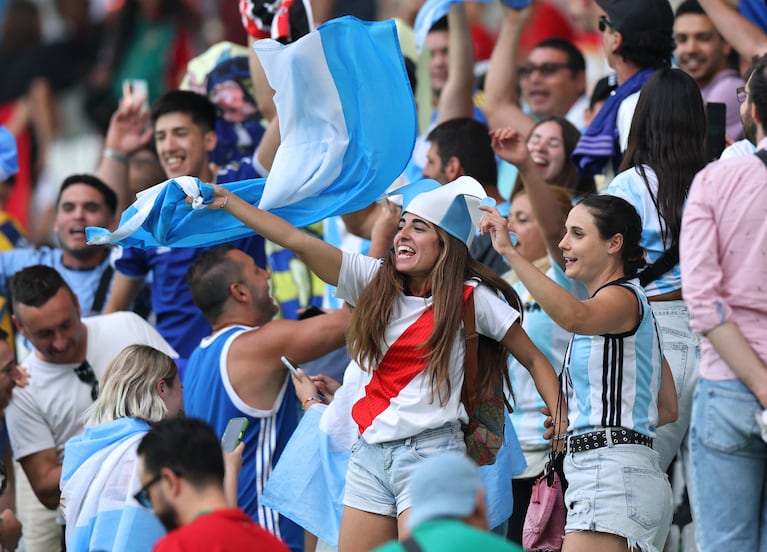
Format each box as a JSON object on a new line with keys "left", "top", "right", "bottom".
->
{"left": 95, "top": 87, "right": 154, "bottom": 216}
{"left": 483, "top": 5, "right": 535, "bottom": 137}
{"left": 699, "top": 0, "right": 767, "bottom": 60}
{"left": 480, "top": 206, "right": 638, "bottom": 335}
{"left": 212, "top": 185, "right": 343, "bottom": 285}
{"left": 490, "top": 128, "right": 567, "bottom": 268}
{"left": 434, "top": 2, "right": 476, "bottom": 124}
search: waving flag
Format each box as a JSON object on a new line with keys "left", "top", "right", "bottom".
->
{"left": 87, "top": 16, "right": 416, "bottom": 248}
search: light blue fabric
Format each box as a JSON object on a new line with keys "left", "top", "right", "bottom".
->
{"left": 61, "top": 418, "right": 165, "bottom": 552}
{"left": 86, "top": 17, "right": 416, "bottom": 249}
{"left": 0, "top": 127, "right": 17, "bottom": 181}
{"left": 414, "top": 0, "right": 493, "bottom": 53}
{"left": 0, "top": 247, "right": 111, "bottom": 315}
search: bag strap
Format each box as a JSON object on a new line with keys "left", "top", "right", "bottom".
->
{"left": 755, "top": 149, "right": 767, "bottom": 168}
{"left": 89, "top": 265, "right": 114, "bottom": 315}
{"left": 401, "top": 537, "right": 425, "bottom": 552}
{"left": 636, "top": 243, "right": 678, "bottom": 287}
{"left": 460, "top": 291, "right": 479, "bottom": 414}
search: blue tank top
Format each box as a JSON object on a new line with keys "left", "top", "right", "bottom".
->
{"left": 183, "top": 325, "right": 302, "bottom": 551}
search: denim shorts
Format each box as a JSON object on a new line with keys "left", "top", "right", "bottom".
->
{"left": 343, "top": 422, "right": 466, "bottom": 517}
{"left": 564, "top": 440, "right": 673, "bottom": 551}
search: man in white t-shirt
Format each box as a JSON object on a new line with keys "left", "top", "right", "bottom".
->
{"left": 5, "top": 265, "right": 177, "bottom": 552}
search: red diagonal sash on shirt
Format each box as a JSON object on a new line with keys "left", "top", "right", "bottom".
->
{"left": 351, "top": 284, "right": 476, "bottom": 435}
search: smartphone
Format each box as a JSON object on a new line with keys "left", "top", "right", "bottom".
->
{"left": 705, "top": 102, "right": 726, "bottom": 160}
{"left": 221, "top": 417, "right": 249, "bottom": 452}
{"left": 124, "top": 79, "right": 149, "bottom": 107}
{"left": 280, "top": 356, "right": 302, "bottom": 379}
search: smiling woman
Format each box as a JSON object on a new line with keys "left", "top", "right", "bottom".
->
{"left": 183, "top": 175, "right": 562, "bottom": 551}
{"left": 481, "top": 194, "right": 678, "bottom": 552}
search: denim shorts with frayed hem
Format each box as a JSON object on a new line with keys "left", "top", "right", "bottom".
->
{"left": 563, "top": 440, "right": 673, "bottom": 552}
{"left": 343, "top": 422, "right": 465, "bottom": 518}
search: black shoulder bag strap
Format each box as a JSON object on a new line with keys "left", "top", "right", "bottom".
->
{"left": 636, "top": 244, "right": 679, "bottom": 287}
{"left": 89, "top": 265, "right": 114, "bottom": 315}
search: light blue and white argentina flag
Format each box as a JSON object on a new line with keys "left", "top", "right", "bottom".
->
{"left": 86, "top": 16, "right": 417, "bottom": 248}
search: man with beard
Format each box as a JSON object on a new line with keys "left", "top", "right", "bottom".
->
{"left": 136, "top": 417, "right": 290, "bottom": 551}
{"left": 0, "top": 174, "right": 118, "bottom": 317}
{"left": 182, "top": 244, "right": 350, "bottom": 552}
{"left": 675, "top": 0, "right": 745, "bottom": 141}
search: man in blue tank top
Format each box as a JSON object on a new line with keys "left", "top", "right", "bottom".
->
{"left": 183, "top": 244, "right": 350, "bottom": 552}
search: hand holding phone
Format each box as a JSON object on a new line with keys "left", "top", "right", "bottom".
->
{"left": 280, "top": 356, "right": 302, "bottom": 379}
{"left": 221, "top": 417, "right": 249, "bottom": 452}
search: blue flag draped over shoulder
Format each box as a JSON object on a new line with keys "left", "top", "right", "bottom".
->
{"left": 86, "top": 16, "right": 417, "bottom": 249}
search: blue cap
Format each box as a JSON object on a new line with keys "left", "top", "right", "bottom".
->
{"left": 0, "top": 127, "right": 18, "bottom": 182}
{"left": 406, "top": 452, "right": 483, "bottom": 529}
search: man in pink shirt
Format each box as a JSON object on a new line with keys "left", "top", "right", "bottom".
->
{"left": 680, "top": 54, "right": 767, "bottom": 550}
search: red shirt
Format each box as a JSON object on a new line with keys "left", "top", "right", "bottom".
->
{"left": 153, "top": 508, "right": 290, "bottom": 552}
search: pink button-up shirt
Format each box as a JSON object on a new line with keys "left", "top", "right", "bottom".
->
{"left": 681, "top": 138, "right": 767, "bottom": 380}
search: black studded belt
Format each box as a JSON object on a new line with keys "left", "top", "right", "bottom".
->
{"left": 566, "top": 427, "right": 653, "bottom": 454}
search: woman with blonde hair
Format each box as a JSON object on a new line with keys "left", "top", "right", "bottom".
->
{"left": 60, "top": 344, "right": 183, "bottom": 552}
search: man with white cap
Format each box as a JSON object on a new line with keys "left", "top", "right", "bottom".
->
{"left": 373, "top": 452, "right": 522, "bottom": 551}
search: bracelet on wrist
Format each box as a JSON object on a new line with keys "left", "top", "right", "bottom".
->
{"left": 220, "top": 192, "right": 230, "bottom": 209}
{"left": 302, "top": 396, "right": 324, "bottom": 411}
{"left": 103, "top": 148, "right": 131, "bottom": 164}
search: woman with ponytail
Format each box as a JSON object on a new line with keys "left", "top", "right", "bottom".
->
{"left": 481, "top": 193, "right": 678, "bottom": 552}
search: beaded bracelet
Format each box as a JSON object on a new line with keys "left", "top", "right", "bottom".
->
{"left": 302, "top": 396, "right": 324, "bottom": 411}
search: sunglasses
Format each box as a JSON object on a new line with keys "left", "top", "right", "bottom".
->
{"left": 598, "top": 15, "right": 614, "bottom": 33}
{"left": 518, "top": 62, "right": 572, "bottom": 79}
{"left": 134, "top": 473, "right": 162, "bottom": 509}
{"left": 74, "top": 360, "right": 99, "bottom": 401}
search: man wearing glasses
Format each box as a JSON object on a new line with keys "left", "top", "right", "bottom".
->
{"left": 135, "top": 417, "right": 289, "bottom": 551}
{"left": 4, "top": 265, "right": 176, "bottom": 552}
{"left": 484, "top": 6, "right": 588, "bottom": 137}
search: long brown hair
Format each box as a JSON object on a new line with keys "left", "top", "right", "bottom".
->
{"left": 348, "top": 227, "right": 522, "bottom": 405}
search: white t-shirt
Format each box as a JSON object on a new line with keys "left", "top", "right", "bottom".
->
{"left": 336, "top": 252, "right": 519, "bottom": 443}
{"left": 6, "top": 312, "right": 177, "bottom": 462}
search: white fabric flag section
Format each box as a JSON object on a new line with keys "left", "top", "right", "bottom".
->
{"left": 86, "top": 16, "right": 417, "bottom": 249}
